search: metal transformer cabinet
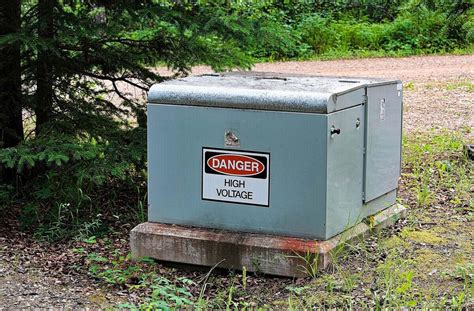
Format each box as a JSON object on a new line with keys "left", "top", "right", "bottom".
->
{"left": 147, "top": 72, "right": 402, "bottom": 240}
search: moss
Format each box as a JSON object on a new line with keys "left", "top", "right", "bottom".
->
{"left": 400, "top": 228, "right": 448, "bottom": 245}
{"left": 88, "top": 293, "right": 109, "bottom": 305}
{"left": 272, "top": 299, "right": 289, "bottom": 307}
{"left": 452, "top": 253, "right": 468, "bottom": 266}
{"left": 299, "top": 290, "right": 350, "bottom": 308}
{"left": 415, "top": 249, "right": 444, "bottom": 266}
{"left": 412, "top": 249, "right": 446, "bottom": 282}
{"left": 380, "top": 235, "right": 410, "bottom": 250}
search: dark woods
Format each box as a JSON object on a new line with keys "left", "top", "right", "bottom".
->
{"left": 0, "top": 1, "right": 23, "bottom": 149}
{"left": 0, "top": 1, "right": 253, "bottom": 239}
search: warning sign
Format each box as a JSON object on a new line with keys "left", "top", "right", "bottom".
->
{"left": 202, "top": 148, "right": 270, "bottom": 207}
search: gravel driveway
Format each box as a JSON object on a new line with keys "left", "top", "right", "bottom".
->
{"left": 186, "top": 54, "right": 474, "bottom": 136}
{"left": 0, "top": 54, "right": 472, "bottom": 309}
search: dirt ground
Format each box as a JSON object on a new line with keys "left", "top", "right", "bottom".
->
{"left": 0, "top": 54, "right": 472, "bottom": 309}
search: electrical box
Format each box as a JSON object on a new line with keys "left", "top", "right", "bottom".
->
{"left": 147, "top": 72, "right": 402, "bottom": 240}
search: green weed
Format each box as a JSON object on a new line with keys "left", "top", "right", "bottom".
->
{"left": 448, "top": 263, "right": 474, "bottom": 290}
{"left": 373, "top": 257, "right": 419, "bottom": 308}
{"left": 415, "top": 185, "right": 433, "bottom": 207}
{"left": 291, "top": 250, "right": 320, "bottom": 278}
{"left": 84, "top": 248, "right": 193, "bottom": 310}
{"left": 403, "top": 130, "right": 471, "bottom": 211}
{"left": 118, "top": 277, "right": 193, "bottom": 310}
{"left": 286, "top": 285, "right": 310, "bottom": 296}
{"left": 446, "top": 81, "right": 474, "bottom": 92}
{"left": 135, "top": 190, "right": 147, "bottom": 224}
{"left": 450, "top": 292, "right": 466, "bottom": 310}
{"left": 404, "top": 81, "right": 415, "bottom": 91}
{"left": 225, "top": 280, "right": 236, "bottom": 311}
{"left": 242, "top": 266, "right": 247, "bottom": 290}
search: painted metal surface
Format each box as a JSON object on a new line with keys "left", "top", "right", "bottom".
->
{"left": 364, "top": 83, "right": 403, "bottom": 202}
{"left": 325, "top": 106, "right": 365, "bottom": 238}
{"left": 147, "top": 72, "right": 403, "bottom": 240}
{"left": 148, "top": 105, "right": 328, "bottom": 238}
{"left": 148, "top": 72, "right": 398, "bottom": 114}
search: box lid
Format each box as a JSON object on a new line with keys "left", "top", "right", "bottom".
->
{"left": 148, "top": 72, "right": 400, "bottom": 113}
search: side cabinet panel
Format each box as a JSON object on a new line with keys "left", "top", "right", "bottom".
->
{"left": 364, "top": 84, "right": 402, "bottom": 202}
{"left": 326, "top": 105, "right": 365, "bottom": 239}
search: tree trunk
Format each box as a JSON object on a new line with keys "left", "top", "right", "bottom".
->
{"left": 0, "top": 0, "right": 23, "bottom": 148}
{"left": 36, "top": 0, "right": 55, "bottom": 135}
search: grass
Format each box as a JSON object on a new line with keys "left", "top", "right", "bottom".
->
{"left": 445, "top": 81, "right": 474, "bottom": 92}
{"left": 260, "top": 46, "right": 474, "bottom": 63}
{"left": 424, "top": 80, "right": 474, "bottom": 93}
{"left": 68, "top": 128, "right": 472, "bottom": 309}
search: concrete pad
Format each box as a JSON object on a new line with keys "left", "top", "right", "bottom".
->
{"left": 130, "top": 204, "right": 406, "bottom": 278}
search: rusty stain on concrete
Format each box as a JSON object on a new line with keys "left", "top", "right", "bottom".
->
{"left": 131, "top": 204, "right": 405, "bottom": 278}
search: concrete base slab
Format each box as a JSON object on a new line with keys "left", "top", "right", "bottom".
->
{"left": 130, "top": 204, "right": 406, "bottom": 278}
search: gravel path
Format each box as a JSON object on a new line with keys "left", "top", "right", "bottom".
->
{"left": 0, "top": 263, "right": 106, "bottom": 309}
{"left": 186, "top": 54, "right": 474, "bottom": 136}
{"left": 0, "top": 54, "right": 472, "bottom": 310}
{"left": 0, "top": 232, "right": 127, "bottom": 309}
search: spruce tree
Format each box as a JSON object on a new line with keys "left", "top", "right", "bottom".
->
{"left": 0, "top": 0, "right": 23, "bottom": 148}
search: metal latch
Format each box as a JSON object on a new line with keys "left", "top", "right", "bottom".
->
{"left": 330, "top": 125, "right": 341, "bottom": 138}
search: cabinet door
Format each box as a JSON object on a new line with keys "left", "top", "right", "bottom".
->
{"left": 364, "top": 83, "right": 403, "bottom": 202}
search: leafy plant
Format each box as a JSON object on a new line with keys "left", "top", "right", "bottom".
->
{"left": 448, "top": 263, "right": 474, "bottom": 289}
{"left": 374, "top": 257, "right": 418, "bottom": 308}
{"left": 0, "top": 131, "right": 147, "bottom": 238}
{"left": 118, "top": 277, "right": 194, "bottom": 310}
{"left": 416, "top": 184, "right": 433, "bottom": 207}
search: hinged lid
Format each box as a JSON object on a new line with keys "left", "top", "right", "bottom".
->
{"left": 148, "top": 72, "right": 400, "bottom": 114}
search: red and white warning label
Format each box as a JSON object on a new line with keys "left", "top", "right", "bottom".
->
{"left": 202, "top": 148, "right": 270, "bottom": 206}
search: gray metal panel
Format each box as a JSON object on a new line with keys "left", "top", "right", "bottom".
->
{"left": 325, "top": 105, "right": 365, "bottom": 239}
{"left": 331, "top": 87, "right": 365, "bottom": 113}
{"left": 148, "top": 104, "right": 329, "bottom": 239}
{"left": 360, "top": 190, "right": 397, "bottom": 219}
{"left": 148, "top": 73, "right": 399, "bottom": 114}
{"left": 364, "top": 83, "right": 402, "bottom": 202}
